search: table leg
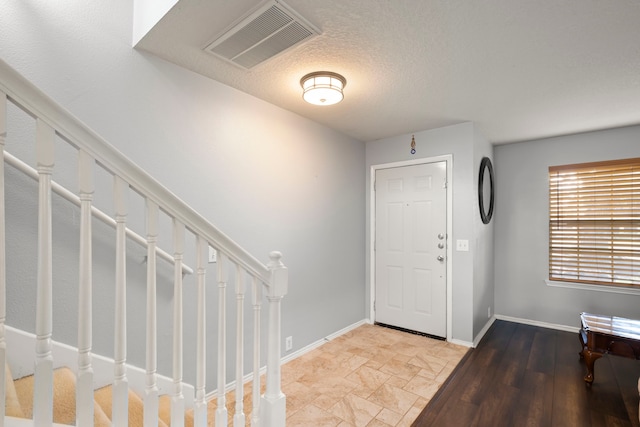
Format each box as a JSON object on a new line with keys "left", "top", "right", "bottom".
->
{"left": 578, "top": 329, "right": 587, "bottom": 360}
{"left": 583, "top": 349, "right": 602, "bottom": 384}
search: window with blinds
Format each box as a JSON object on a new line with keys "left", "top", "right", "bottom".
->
{"left": 549, "top": 158, "right": 640, "bottom": 287}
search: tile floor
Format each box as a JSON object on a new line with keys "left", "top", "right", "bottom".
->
{"left": 209, "top": 323, "right": 467, "bottom": 426}
{"left": 282, "top": 324, "right": 467, "bottom": 426}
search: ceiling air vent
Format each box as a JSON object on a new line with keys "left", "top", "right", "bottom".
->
{"left": 204, "top": 0, "right": 320, "bottom": 69}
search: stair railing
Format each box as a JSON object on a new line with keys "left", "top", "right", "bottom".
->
{"left": 0, "top": 58, "right": 287, "bottom": 427}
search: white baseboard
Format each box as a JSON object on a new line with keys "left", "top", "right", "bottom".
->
{"left": 448, "top": 338, "right": 473, "bottom": 348}
{"left": 453, "top": 315, "right": 579, "bottom": 350}
{"left": 281, "top": 318, "right": 369, "bottom": 365}
{"left": 447, "top": 317, "right": 496, "bottom": 349}
{"left": 7, "top": 319, "right": 373, "bottom": 409}
{"left": 472, "top": 316, "right": 496, "bottom": 348}
{"left": 5, "top": 326, "right": 194, "bottom": 406}
{"left": 494, "top": 314, "right": 580, "bottom": 333}
{"left": 205, "top": 318, "right": 370, "bottom": 401}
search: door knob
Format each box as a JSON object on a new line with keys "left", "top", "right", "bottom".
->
{"left": 438, "top": 243, "right": 444, "bottom": 249}
{"left": 437, "top": 255, "right": 444, "bottom": 261}
{"left": 437, "top": 233, "right": 445, "bottom": 240}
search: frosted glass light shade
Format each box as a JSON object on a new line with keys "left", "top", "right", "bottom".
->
{"left": 300, "top": 71, "right": 346, "bottom": 106}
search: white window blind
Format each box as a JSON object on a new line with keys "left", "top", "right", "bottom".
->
{"left": 549, "top": 158, "right": 640, "bottom": 287}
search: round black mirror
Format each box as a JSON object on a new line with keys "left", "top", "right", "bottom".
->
{"left": 478, "top": 157, "right": 494, "bottom": 224}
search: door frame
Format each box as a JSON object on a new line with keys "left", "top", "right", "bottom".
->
{"left": 369, "top": 154, "right": 453, "bottom": 341}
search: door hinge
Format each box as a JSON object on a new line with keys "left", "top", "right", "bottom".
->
{"left": 443, "top": 179, "right": 447, "bottom": 189}
{"left": 374, "top": 180, "right": 376, "bottom": 191}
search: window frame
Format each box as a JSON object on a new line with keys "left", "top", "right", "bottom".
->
{"left": 548, "top": 158, "right": 640, "bottom": 290}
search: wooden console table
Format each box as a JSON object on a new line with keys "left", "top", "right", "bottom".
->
{"left": 579, "top": 312, "right": 640, "bottom": 384}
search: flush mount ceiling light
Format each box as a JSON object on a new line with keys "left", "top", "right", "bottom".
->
{"left": 300, "top": 71, "right": 347, "bottom": 106}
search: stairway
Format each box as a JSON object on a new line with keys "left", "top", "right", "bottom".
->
{"left": 5, "top": 364, "right": 195, "bottom": 426}
{"left": 0, "top": 58, "right": 287, "bottom": 427}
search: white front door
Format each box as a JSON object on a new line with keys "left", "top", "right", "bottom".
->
{"left": 375, "top": 161, "right": 447, "bottom": 337}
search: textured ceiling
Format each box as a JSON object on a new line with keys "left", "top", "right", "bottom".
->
{"left": 135, "top": 0, "right": 640, "bottom": 144}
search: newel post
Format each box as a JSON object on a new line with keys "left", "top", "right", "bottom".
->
{"left": 261, "top": 251, "right": 288, "bottom": 426}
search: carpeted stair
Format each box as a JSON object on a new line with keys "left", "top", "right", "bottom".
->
{"left": 12, "top": 366, "right": 111, "bottom": 426}
{"left": 5, "top": 363, "right": 24, "bottom": 419}
{"left": 5, "top": 363, "right": 194, "bottom": 426}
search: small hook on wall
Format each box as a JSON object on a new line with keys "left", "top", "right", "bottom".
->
{"left": 410, "top": 135, "right": 416, "bottom": 154}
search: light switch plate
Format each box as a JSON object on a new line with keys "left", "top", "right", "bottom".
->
{"left": 456, "top": 239, "right": 469, "bottom": 252}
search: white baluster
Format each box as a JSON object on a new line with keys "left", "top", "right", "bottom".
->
{"left": 261, "top": 252, "right": 288, "bottom": 427}
{"left": 0, "top": 91, "right": 7, "bottom": 427}
{"left": 234, "top": 264, "right": 246, "bottom": 426}
{"left": 251, "top": 275, "right": 262, "bottom": 427}
{"left": 172, "top": 220, "right": 185, "bottom": 427}
{"left": 144, "top": 200, "right": 159, "bottom": 427}
{"left": 76, "top": 150, "right": 94, "bottom": 426}
{"left": 216, "top": 253, "right": 228, "bottom": 427}
{"left": 194, "top": 236, "right": 207, "bottom": 426}
{"left": 34, "top": 118, "right": 54, "bottom": 426}
{"left": 112, "top": 176, "right": 129, "bottom": 426}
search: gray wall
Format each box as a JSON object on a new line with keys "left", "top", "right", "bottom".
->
{"left": 472, "top": 126, "right": 495, "bottom": 339}
{"left": 0, "top": 0, "right": 365, "bottom": 386}
{"left": 494, "top": 125, "right": 640, "bottom": 328}
{"left": 366, "top": 122, "right": 494, "bottom": 344}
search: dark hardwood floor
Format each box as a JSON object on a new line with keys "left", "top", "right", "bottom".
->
{"left": 413, "top": 320, "right": 640, "bottom": 427}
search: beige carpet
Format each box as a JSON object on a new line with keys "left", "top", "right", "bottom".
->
{"left": 13, "top": 366, "right": 111, "bottom": 426}
{"left": 4, "top": 362, "right": 24, "bottom": 418}
{"left": 7, "top": 364, "right": 185, "bottom": 426}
